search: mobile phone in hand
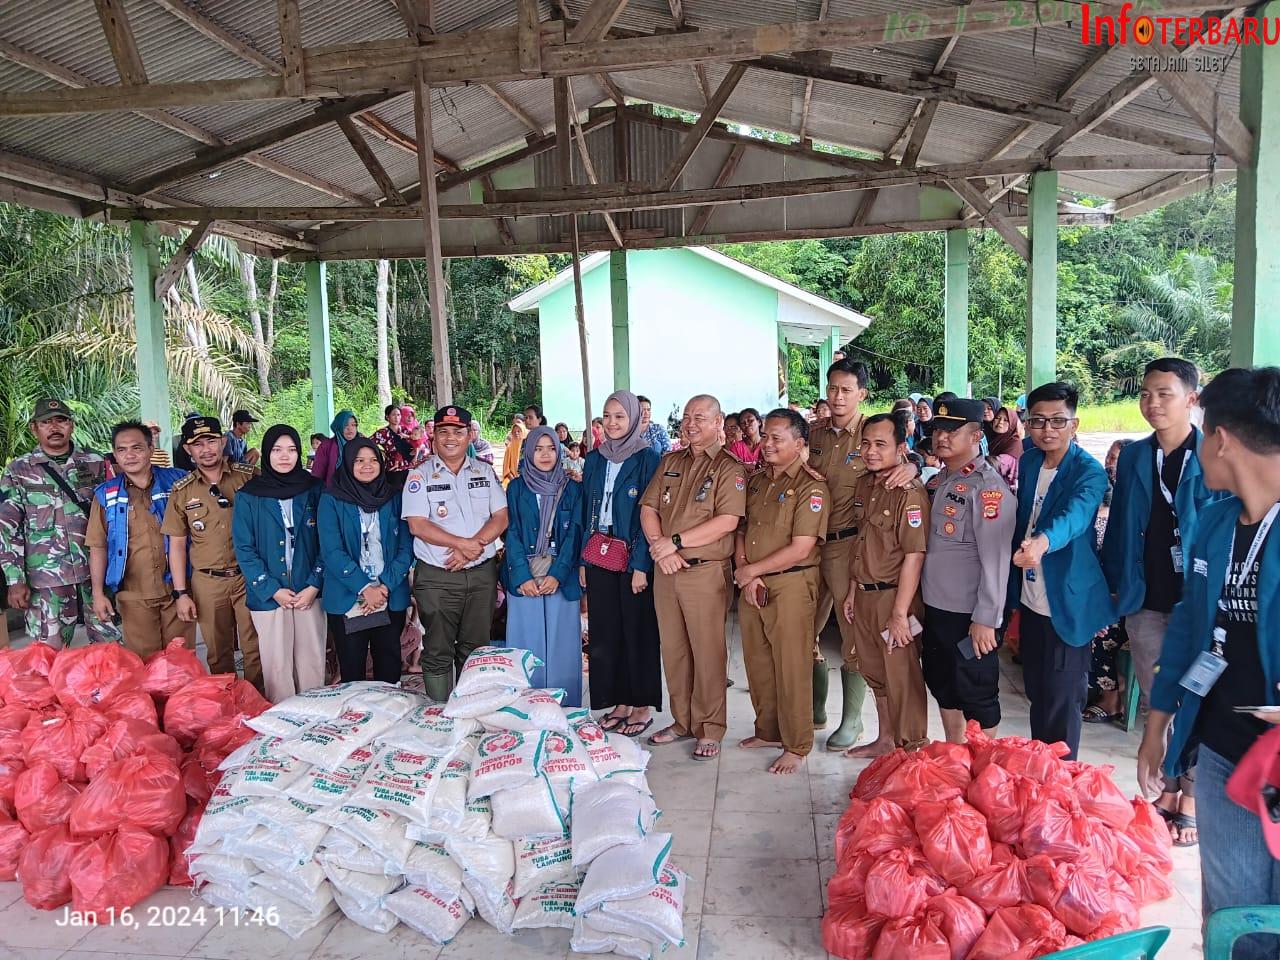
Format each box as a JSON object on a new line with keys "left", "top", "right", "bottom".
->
{"left": 956, "top": 635, "right": 977, "bottom": 660}
{"left": 1234, "top": 705, "right": 1280, "bottom": 714}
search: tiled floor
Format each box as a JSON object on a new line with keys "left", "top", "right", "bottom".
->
{"left": 1, "top": 624, "right": 1204, "bottom": 959}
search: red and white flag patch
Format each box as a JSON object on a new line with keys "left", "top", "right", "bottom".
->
{"left": 809, "top": 493, "right": 824, "bottom": 513}
{"left": 906, "top": 506, "right": 923, "bottom": 528}
{"left": 980, "top": 488, "right": 1003, "bottom": 520}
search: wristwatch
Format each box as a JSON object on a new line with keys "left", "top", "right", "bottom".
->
{"left": 171, "top": 588, "right": 189, "bottom": 599}
{"left": 671, "top": 533, "right": 683, "bottom": 550}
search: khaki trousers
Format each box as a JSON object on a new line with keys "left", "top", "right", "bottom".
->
{"left": 655, "top": 559, "right": 731, "bottom": 742}
{"left": 250, "top": 604, "right": 327, "bottom": 704}
{"left": 116, "top": 593, "right": 194, "bottom": 659}
{"left": 191, "top": 571, "right": 263, "bottom": 694}
{"left": 739, "top": 568, "right": 819, "bottom": 756}
{"left": 813, "top": 539, "right": 861, "bottom": 669}
{"left": 850, "top": 587, "right": 928, "bottom": 748}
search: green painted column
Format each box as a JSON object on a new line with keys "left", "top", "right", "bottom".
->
{"left": 1025, "top": 169, "right": 1058, "bottom": 389}
{"left": 609, "top": 249, "right": 630, "bottom": 391}
{"left": 944, "top": 228, "right": 970, "bottom": 396}
{"left": 128, "top": 221, "right": 172, "bottom": 450}
{"left": 306, "top": 261, "right": 335, "bottom": 434}
{"left": 1232, "top": 4, "right": 1280, "bottom": 367}
{"left": 817, "top": 328, "right": 839, "bottom": 397}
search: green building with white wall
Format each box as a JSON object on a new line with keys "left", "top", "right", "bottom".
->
{"left": 508, "top": 247, "right": 872, "bottom": 431}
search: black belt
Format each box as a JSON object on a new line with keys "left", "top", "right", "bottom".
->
{"left": 764, "top": 564, "right": 815, "bottom": 577}
{"left": 682, "top": 558, "right": 729, "bottom": 568}
{"left": 829, "top": 526, "right": 859, "bottom": 541}
{"left": 197, "top": 567, "right": 240, "bottom": 578}
{"left": 857, "top": 581, "right": 898, "bottom": 591}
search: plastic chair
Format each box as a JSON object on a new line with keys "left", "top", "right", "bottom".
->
{"left": 1116, "top": 646, "right": 1141, "bottom": 733}
{"left": 1042, "top": 926, "right": 1170, "bottom": 959}
{"left": 1206, "top": 905, "right": 1280, "bottom": 959}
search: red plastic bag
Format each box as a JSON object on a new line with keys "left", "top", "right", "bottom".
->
{"left": 968, "top": 722, "right": 1070, "bottom": 786}
{"left": 878, "top": 753, "right": 969, "bottom": 810}
{"left": 918, "top": 739, "right": 972, "bottom": 773}
{"left": 102, "top": 690, "right": 159, "bottom": 727}
{"left": 230, "top": 679, "right": 270, "bottom": 719}
{"left": 80, "top": 718, "right": 181, "bottom": 781}
{"left": 0, "top": 810, "right": 29, "bottom": 880}
{"left": 872, "top": 913, "right": 950, "bottom": 960}
{"left": 0, "top": 643, "right": 58, "bottom": 709}
{"left": 1020, "top": 786, "right": 1094, "bottom": 861}
{"left": 1105, "top": 869, "right": 1141, "bottom": 929}
{"left": 49, "top": 643, "right": 144, "bottom": 710}
{"left": 913, "top": 796, "right": 992, "bottom": 887}
{"left": 924, "top": 892, "right": 986, "bottom": 960}
{"left": 966, "top": 904, "right": 1068, "bottom": 959}
{"left": 162, "top": 676, "right": 239, "bottom": 746}
{"left": 0, "top": 705, "right": 32, "bottom": 737}
{"left": 823, "top": 903, "right": 884, "bottom": 960}
{"left": 1071, "top": 765, "right": 1135, "bottom": 830}
{"left": 961, "top": 856, "right": 1029, "bottom": 915}
{"left": 1024, "top": 853, "right": 1065, "bottom": 909}
{"left": 852, "top": 748, "right": 909, "bottom": 800}
{"left": 193, "top": 714, "right": 255, "bottom": 772}
{"left": 14, "top": 762, "right": 83, "bottom": 833}
{"left": 864, "top": 847, "right": 945, "bottom": 919}
{"left": 1127, "top": 859, "right": 1174, "bottom": 906}
{"left": 68, "top": 825, "right": 168, "bottom": 917}
{"left": 1050, "top": 855, "right": 1114, "bottom": 936}
{"left": 22, "top": 708, "right": 108, "bottom": 781}
{"left": 1124, "top": 799, "right": 1174, "bottom": 873}
{"left": 141, "top": 639, "right": 206, "bottom": 704}
{"left": 850, "top": 797, "right": 917, "bottom": 857}
{"left": 168, "top": 801, "right": 202, "bottom": 887}
{"left": 828, "top": 850, "right": 877, "bottom": 905}
{"left": 180, "top": 754, "right": 218, "bottom": 804}
{"left": 0, "top": 756, "right": 24, "bottom": 809}
{"left": 834, "top": 798, "right": 868, "bottom": 866}
{"left": 967, "top": 762, "right": 1028, "bottom": 845}
{"left": 70, "top": 751, "right": 184, "bottom": 837}
{"left": 18, "top": 824, "right": 92, "bottom": 909}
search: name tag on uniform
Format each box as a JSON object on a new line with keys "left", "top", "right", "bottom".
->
{"left": 467, "top": 478, "right": 490, "bottom": 490}
{"left": 663, "top": 470, "right": 681, "bottom": 478}
{"left": 1171, "top": 545, "right": 1185, "bottom": 574}
{"left": 1180, "top": 646, "right": 1227, "bottom": 697}
{"left": 945, "top": 491, "right": 965, "bottom": 505}
{"left": 424, "top": 483, "right": 451, "bottom": 492}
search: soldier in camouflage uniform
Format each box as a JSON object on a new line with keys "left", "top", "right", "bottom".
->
{"left": 0, "top": 398, "right": 120, "bottom": 647}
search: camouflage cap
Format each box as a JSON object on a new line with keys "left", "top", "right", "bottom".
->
{"left": 31, "top": 398, "right": 73, "bottom": 423}
{"left": 181, "top": 416, "right": 223, "bottom": 443}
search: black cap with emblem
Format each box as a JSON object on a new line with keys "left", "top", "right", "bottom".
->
{"left": 31, "top": 398, "right": 73, "bottom": 423}
{"left": 930, "top": 398, "right": 986, "bottom": 430}
{"left": 181, "top": 416, "right": 223, "bottom": 443}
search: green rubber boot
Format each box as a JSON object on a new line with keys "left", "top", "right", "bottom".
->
{"left": 825, "top": 668, "right": 868, "bottom": 751}
{"left": 812, "top": 660, "right": 830, "bottom": 729}
{"left": 424, "top": 672, "right": 454, "bottom": 703}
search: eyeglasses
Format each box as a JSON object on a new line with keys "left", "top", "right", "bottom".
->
{"left": 209, "top": 484, "right": 230, "bottom": 508}
{"left": 1026, "top": 416, "right": 1076, "bottom": 430}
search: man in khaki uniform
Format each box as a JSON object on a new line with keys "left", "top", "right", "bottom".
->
{"left": 733, "top": 408, "right": 829, "bottom": 775}
{"left": 840, "top": 412, "right": 930, "bottom": 756}
{"left": 641, "top": 394, "right": 747, "bottom": 761}
{"left": 163, "top": 416, "right": 263, "bottom": 693}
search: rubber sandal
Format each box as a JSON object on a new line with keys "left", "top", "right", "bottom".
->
{"left": 647, "top": 728, "right": 693, "bottom": 747}
{"left": 620, "top": 718, "right": 654, "bottom": 738}
{"left": 599, "top": 714, "right": 628, "bottom": 732}
{"left": 1172, "top": 813, "right": 1199, "bottom": 847}
{"left": 692, "top": 740, "right": 720, "bottom": 761}
{"left": 1082, "top": 705, "right": 1121, "bottom": 724}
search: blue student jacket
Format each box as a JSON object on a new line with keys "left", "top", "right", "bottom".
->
{"left": 500, "top": 477, "right": 585, "bottom": 601}
{"left": 316, "top": 492, "right": 414, "bottom": 614}
{"left": 1100, "top": 430, "right": 1218, "bottom": 616}
{"left": 580, "top": 448, "right": 660, "bottom": 574}
{"left": 232, "top": 487, "right": 325, "bottom": 611}
{"left": 1007, "top": 442, "right": 1118, "bottom": 646}
{"left": 1152, "top": 496, "right": 1280, "bottom": 776}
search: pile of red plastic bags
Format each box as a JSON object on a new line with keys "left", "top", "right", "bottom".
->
{"left": 0, "top": 640, "right": 268, "bottom": 918}
{"left": 824, "top": 721, "right": 1176, "bottom": 959}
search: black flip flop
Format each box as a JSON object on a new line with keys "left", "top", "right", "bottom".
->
{"left": 1172, "top": 813, "right": 1199, "bottom": 847}
{"left": 1082, "top": 705, "right": 1121, "bottom": 724}
{"left": 620, "top": 718, "right": 654, "bottom": 738}
{"left": 599, "top": 713, "right": 628, "bottom": 732}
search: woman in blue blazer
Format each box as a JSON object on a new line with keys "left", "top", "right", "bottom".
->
{"left": 580, "top": 390, "right": 662, "bottom": 736}
{"left": 232, "top": 425, "right": 325, "bottom": 703}
{"left": 501, "top": 426, "right": 585, "bottom": 705}
{"left": 318, "top": 437, "right": 414, "bottom": 683}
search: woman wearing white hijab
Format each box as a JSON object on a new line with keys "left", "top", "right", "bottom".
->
{"left": 579, "top": 390, "right": 662, "bottom": 736}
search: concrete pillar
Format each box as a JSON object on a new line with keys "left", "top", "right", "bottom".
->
{"left": 1025, "top": 170, "right": 1058, "bottom": 389}
{"left": 306, "top": 261, "right": 335, "bottom": 435}
{"left": 1232, "top": 5, "right": 1280, "bottom": 367}
{"left": 944, "top": 228, "right": 969, "bottom": 396}
{"left": 609, "top": 249, "right": 630, "bottom": 391}
{"left": 129, "top": 221, "right": 172, "bottom": 450}
{"left": 817, "top": 328, "right": 839, "bottom": 398}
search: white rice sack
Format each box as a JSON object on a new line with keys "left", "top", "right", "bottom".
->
{"left": 318, "top": 805, "right": 416, "bottom": 872}
{"left": 404, "top": 841, "right": 463, "bottom": 900}
{"left": 195, "top": 879, "right": 250, "bottom": 909}
{"left": 426, "top": 742, "right": 474, "bottom": 829}
{"left": 378, "top": 704, "right": 478, "bottom": 756}
{"left": 446, "top": 833, "right": 515, "bottom": 905}
{"left": 579, "top": 906, "right": 655, "bottom": 942}
{"left": 453, "top": 796, "right": 492, "bottom": 842}
{"left": 250, "top": 861, "right": 330, "bottom": 912}
{"left": 571, "top": 780, "right": 661, "bottom": 867}
{"left": 568, "top": 710, "right": 649, "bottom": 778}
{"left": 576, "top": 832, "right": 673, "bottom": 915}
{"left": 513, "top": 879, "right": 581, "bottom": 931}
{"left": 244, "top": 797, "right": 330, "bottom": 861}
{"left": 189, "top": 783, "right": 256, "bottom": 854}
{"left": 465, "top": 875, "right": 517, "bottom": 934}
{"left": 222, "top": 751, "right": 310, "bottom": 800}
{"left": 384, "top": 886, "right": 472, "bottom": 944}
{"left": 346, "top": 684, "right": 423, "bottom": 720}
{"left": 323, "top": 863, "right": 403, "bottom": 912}
{"left": 479, "top": 688, "right": 569, "bottom": 733}
{"left": 283, "top": 744, "right": 375, "bottom": 807}
{"left": 348, "top": 745, "right": 443, "bottom": 825}
{"left": 514, "top": 836, "right": 577, "bottom": 899}
{"left": 272, "top": 682, "right": 367, "bottom": 720}
{"left": 246, "top": 888, "right": 339, "bottom": 940}
{"left": 598, "top": 863, "right": 687, "bottom": 946}
{"left": 490, "top": 775, "right": 569, "bottom": 839}
{"left": 604, "top": 770, "right": 652, "bottom": 791}
{"left": 218, "top": 734, "right": 274, "bottom": 771}
{"left": 454, "top": 646, "right": 540, "bottom": 696}
{"left": 539, "top": 729, "right": 599, "bottom": 786}
{"left": 332, "top": 888, "right": 400, "bottom": 934}
{"left": 316, "top": 829, "right": 394, "bottom": 876}
{"left": 570, "top": 915, "right": 656, "bottom": 960}
{"left": 469, "top": 730, "right": 547, "bottom": 800}
{"left": 189, "top": 853, "right": 259, "bottom": 892}
{"left": 245, "top": 713, "right": 311, "bottom": 740}
{"left": 443, "top": 685, "right": 520, "bottom": 720}
{"left": 279, "top": 709, "right": 398, "bottom": 768}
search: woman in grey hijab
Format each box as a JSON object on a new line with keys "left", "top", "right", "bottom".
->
{"left": 580, "top": 390, "right": 663, "bottom": 736}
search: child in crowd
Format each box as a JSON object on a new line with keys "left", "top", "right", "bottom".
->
{"left": 564, "top": 440, "right": 585, "bottom": 480}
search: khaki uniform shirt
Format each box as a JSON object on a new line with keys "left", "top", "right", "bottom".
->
{"left": 161, "top": 462, "right": 254, "bottom": 572}
{"left": 807, "top": 415, "right": 868, "bottom": 535}
{"left": 849, "top": 472, "right": 930, "bottom": 585}
{"left": 86, "top": 474, "right": 168, "bottom": 599}
{"left": 402, "top": 455, "right": 507, "bottom": 568}
{"left": 639, "top": 443, "right": 747, "bottom": 562}
{"left": 741, "top": 457, "right": 829, "bottom": 567}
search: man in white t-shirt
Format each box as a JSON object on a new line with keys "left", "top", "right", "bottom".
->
{"left": 402, "top": 406, "right": 509, "bottom": 699}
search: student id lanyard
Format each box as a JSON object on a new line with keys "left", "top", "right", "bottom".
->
{"left": 1179, "top": 502, "right": 1280, "bottom": 697}
{"left": 1155, "top": 447, "right": 1190, "bottom": 573}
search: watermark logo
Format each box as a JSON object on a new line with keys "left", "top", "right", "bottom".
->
{"left": 1081, "top": 2, "right": 1280, "bottom": 46}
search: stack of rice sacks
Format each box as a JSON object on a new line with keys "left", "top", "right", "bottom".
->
{"left": 185, "top": 647, "right": 687, "bottom": 956}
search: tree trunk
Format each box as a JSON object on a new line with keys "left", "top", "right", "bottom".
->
{"left": 181, "top": 258, "right": 209, "bottom": 352}
{"left": 265, "top": 258, "right": 279, "bottom": 351}
{"left": 376, "top": 258, "right": 392, "bottom": 408}
{"left": 390, "top": 260, "right": 403, "bottom": 390}
{"left": 239, "top": 252, "right": 271, "bottom": 396}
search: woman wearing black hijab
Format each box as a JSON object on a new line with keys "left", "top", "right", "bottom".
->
{"left": 317, "top": 437, "right": 415, "bottom": 683}
{"left": 232, "top": 425, "right": 326, "bottom": 702}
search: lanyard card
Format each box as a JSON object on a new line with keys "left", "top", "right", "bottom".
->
{"left": 1180, "top": 624, "right": 1228, "bottom": 697}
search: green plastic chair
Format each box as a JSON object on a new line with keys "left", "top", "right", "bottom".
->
{"left": 1206, "top": 905, "right": 1280, "bottom": 959}
{"left": 1042, "top": 926, "right": 1170, "bottom": 959}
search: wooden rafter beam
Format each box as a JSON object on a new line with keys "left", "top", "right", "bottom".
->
{"left": 946, "top": 177, "right": 1029, "bottom": 259}
{"left": 1114, "top": 169, "right": 1221, "bottom": 215}
{"left": 93, "top": 0, "right": 148, "bottom": 85}
{"left": 1037, "top": 73, "right": 1154, "bottom": 159}
{"left": 595, "top": 72, "right": 626, "bottom": 108}
{"left": 481, "top": 175, "right": 516, "bottom": 245}
{"left": 1147, "top": 45, "right": 1253, "bottom": 166}
{"left": 657, "top": 63, "right": 747, "bottom": 191}
{"left": 352, "top": 112, "right": 460, "bottom": 172}
{"left": 276, "top": 0, "right": 304, "bottom": 97}
{"left": 483, "top": 82, "right": 543, "bottom": 135}
{"left": 518, "top": 0, "right": 542, "bottom": 73}
{"left": 899, "top": 98, "right": 940, "bottom": 168}
{"left": 795, "top": 0, "right": 830, "bottom": 144}
{"left": 687, "top": 142, "right": 744, "bottom": 236}
{"left": 154, "top": 219, "right": 213, "bottom": 299}
{"left": 152, "top": 0, "right": 282, "bottom": 73}
{"left": 393, "top": 0, "right": 436, "bottom": 40}
{"left": 337, "top": 115, "right": 406, "bottom": 204}
{"left": 568, "top": 0, "right": 631, "bottom": 43}
{"left": 565, "top": 80, "right": 625, "bottom": 248}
